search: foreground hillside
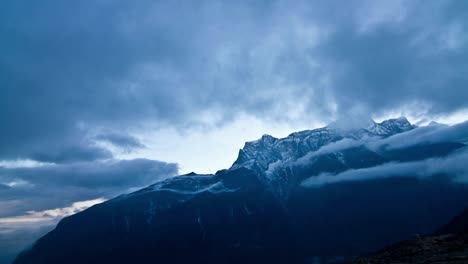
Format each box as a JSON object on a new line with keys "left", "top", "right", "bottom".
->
{"left": 353, "top": 208, "right": 468, "bottom": 263}
{"left": 354, "top": 234, "right": 468, "bottom": 264}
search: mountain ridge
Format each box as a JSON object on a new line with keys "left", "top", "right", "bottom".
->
{"left": 231, "top": 117, "right": 414, "bottom": 172}
{"left": 13, "top": 117, "right": 468, "bottom": 264}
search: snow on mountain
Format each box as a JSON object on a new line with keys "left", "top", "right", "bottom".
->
{"left": 230, "top": 117, "right": 414, "bottom": 174}
{"left": 124, "top": 173, "right": 239, "bottom": 198}
{"left": 367, "top": 116, "right": 414, "bottom": 135}
{"left": 104, "top": 118, "right": 414, "bottom": 202}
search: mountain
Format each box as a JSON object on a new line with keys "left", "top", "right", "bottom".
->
{"left": 231, "top": 117, "right": 414, "bottom": 173}
{"left": 15, "top": 168, "right": 299, "bottom": 263}
{"left": 14, "top": 118, "right": 468, "bottom": 264}
{"left": 230, "top": 117, "right": 416, "bottom": 198}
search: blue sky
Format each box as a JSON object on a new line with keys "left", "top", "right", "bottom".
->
{"left": 1, "top": 0, "right": 468, "bottom": 262}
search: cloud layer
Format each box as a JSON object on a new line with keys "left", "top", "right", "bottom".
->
{"left": 1, "top": 0, "right": 468, "bottom": 161}
{"left": 0, "top": 159, "right": 177, "bottom": 218}
{"left": 302, "top": 148, "right": 468, "bottom": 187}
{"left": 301, "top": 120, "right": 468, "bottom": 187}
{"left": 0, "top": 158, "right": 177, "bottom": 263}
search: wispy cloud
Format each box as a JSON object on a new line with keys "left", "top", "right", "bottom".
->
{"left": 0, "top": 159, "right": 177, "bottom": 219}
{"left": 302, "top": 147, "right": 468, "bottom": 187}
{"left": 0, "top": 160, "right": 55, "bottom": 169}
{"left": 0, "top": 198, "right": 106, "bottom": 264}
{"left": 295, "top": 138, "right": 367, "bottom": 165}
{"left": 0, "top": 198, "right": 105, "bottom": 225}
{"left": 369, "top": 121, "right": 468, "bottom": 151}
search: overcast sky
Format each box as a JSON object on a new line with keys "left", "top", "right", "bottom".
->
{"left": 1, "top": 1, "right": 468, "bottom": 262}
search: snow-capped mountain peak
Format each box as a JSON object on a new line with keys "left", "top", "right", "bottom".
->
{"left": 230, "top": 117, "right": 415, "bottom": 173}
{"left": 366, "top": 117, "right": 413, "bottom": 136}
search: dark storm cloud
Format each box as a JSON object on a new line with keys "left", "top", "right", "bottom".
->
{"left": 0, "top": 159, "right": 178, "bottom": 217}
{"left": 1, "top": 0, "right": 467, "bottom": 162}
{"left": 319, "top": 2, "right": 468, "bottom": 116}
{"left": 95, "top": 133, "right": 145, "bottom": 152}
{"left": 0, "top": 0, "right": 281, "bottom": 161}
{"left": 30, "top": 144, "right": 113, "bottom": 164}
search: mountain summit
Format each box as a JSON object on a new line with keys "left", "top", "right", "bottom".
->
{"left": 231, "top": 117, "right": 414, "bottom": 173}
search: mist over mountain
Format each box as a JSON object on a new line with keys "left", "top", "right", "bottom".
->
{"left": 13, "top": 118, "right": 468, "bottom": 264}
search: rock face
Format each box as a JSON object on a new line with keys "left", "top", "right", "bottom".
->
{"left": 13, "top": 118, "right": 468, "bottom": 264}
{"left": 231, "top": 117, "right": 414, "bottom": 173}
{"left": 230, "top": 117, "right": 416, "bottom": 198}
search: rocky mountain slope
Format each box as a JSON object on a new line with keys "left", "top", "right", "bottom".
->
{"left": 353, "top": 234, "right": 468, "bottom": 264}
{"left": 231, "top": 117, "right": 414, "bottom": 173}
{"left": 353, "top": 208, "right": 468, "bottom": 263}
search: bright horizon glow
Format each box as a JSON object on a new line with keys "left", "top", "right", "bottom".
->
{"left": 0, "top": 198, "right": 106, "bottom": 225}
{"left": 114, "top": 114, "right": 325, "bottom": 174}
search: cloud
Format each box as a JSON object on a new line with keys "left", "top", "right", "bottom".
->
{"left": 0, "top": 158, "right": 178, "bottom": 263}
{"left": 355, "top": 0, "right": 409, "bottom": 33}
{"left": 0, "top": 222, "right": 54, "bottom": 264}
{"left": 370, "top": 120, "right": 468, "bottom": 151}
{"left": 1, "top": 1, "right": 468, "bottom": 162}
{"left": 268, "top": 118, "right": 468, "bottom": 177}
{"left": 299, "top": 118, "right": 468, "bottom": 187}
{"left": 302, "top": 145, "right": 468, "bottom": 187}
{"left": 0, "top": 198, "right": 105, "bottom": 225}
{"left": 0, "top": 159, "right": 177, "bottom": 217}
{"left": 295, "top": 138, "right": 366, "bottom": 166}
{"left": 316, "top": 1, "right": 468, "bottom": 117}
{"left": 30, "top": 144, "right": 113, "bottom": 164}
{"left": 265, "top": 137, "right": 367, "bottom": 175}
{"left": 0, "top": 160, "right": 53, "bottom": 169}
{"left": 95, "top": 132, "right": 145, "bottom": 153}
{"left": 0, "top": 198, "right": 105, "bottom": 264}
